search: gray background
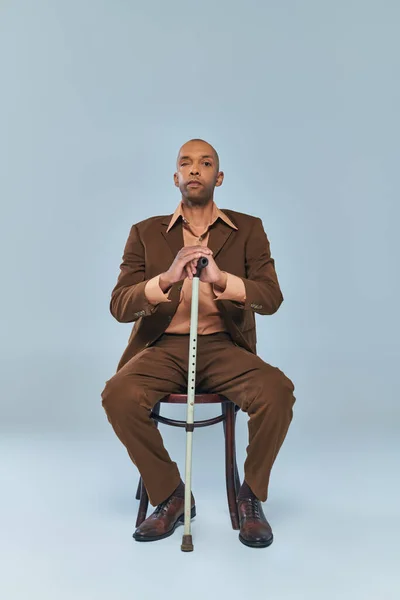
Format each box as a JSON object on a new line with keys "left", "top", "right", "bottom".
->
{"left": 0, "top": 1, "right": 398, "bottom": 598}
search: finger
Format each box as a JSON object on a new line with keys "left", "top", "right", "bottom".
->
{"left": 186, "top": 258, "right": 196, "bottom": 276}
{"left": 185, "top": 264, "right": 192, "bottom": 280}
{"left": 181, "top": 246, "right": 212, "bottom": 257}
{"left": 185, "top": 248, "right": 211, "bottom": 257}
{"left": 180, "top": 251, "right": 206, "bottom": 265}
{"left": 189, "top": 257, "right": 204, "bottom": 276}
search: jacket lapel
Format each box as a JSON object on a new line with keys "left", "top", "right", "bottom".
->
{"left": 161, "top": 216, "right": 184, "bottom": 260}
{"left": 207, "top": 220, "right": 234, "bottom": 259}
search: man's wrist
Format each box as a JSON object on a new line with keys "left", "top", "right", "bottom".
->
{"left": 214, "top": 271, "right": 228, "bottom": 292}
{"left": 159, "top": 272, "right": 174, "bottom": 293}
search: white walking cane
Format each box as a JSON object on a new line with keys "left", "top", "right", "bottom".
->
{"left": 181, "top": 256, "right": 208, "bottom": 552}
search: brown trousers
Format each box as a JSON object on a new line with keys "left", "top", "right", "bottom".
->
{"left": 101, "top": 332, "right": 296, "bottom": 507}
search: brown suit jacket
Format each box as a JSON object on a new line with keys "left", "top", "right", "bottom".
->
{"left": 110, "top": 209, "right": 283, "bottom": 371}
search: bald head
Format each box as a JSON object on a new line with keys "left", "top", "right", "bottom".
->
{"left": 174, "top": 138, "right": 224, "bottom": 202}
{"left": 176, "top": 139, "right": 220, "bottom": 172}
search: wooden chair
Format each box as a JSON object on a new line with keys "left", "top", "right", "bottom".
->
{"left": 135, "top": 393, "right": 242, "bottom": 530}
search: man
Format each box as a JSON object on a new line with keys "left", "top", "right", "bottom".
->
{"left": 101, "top": 139, "right": 296, "bottom": 548}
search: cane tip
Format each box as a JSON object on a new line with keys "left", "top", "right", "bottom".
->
{"left": 181, "top": 535, "right": 194, "bottom": 552}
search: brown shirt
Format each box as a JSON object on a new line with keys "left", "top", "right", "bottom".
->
{"left": 144, "top": 201, "right": 247, "bottom": 334}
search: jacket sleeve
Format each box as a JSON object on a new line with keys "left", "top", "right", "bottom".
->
{"left": 109, "top": 224, "right": 159, "bottom": 323}
{"left": 222, "top": 217, "right": 284, "bottom": 315}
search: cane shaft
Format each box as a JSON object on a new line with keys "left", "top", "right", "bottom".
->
{"left": 183, "top": 275, "right": 200, "bottom": 538}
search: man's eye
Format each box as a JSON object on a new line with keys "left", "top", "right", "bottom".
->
{"left": 204, "top": 161, "right": 212, "bottom": 166}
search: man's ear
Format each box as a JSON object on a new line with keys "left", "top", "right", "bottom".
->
{"left": 215, "top": 171, "right": 224, "bottom": 187}
{"left": 173, "top": 172, "right": 179, "bottom": 187}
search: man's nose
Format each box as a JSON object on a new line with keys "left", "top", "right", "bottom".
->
{"left": 189, "top": 165, "right": 200, "bottom": 175}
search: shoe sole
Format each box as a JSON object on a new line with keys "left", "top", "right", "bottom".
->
{"left": 133, "top": 506, "right": 196, "bottom": 542}
{"left": 238, "top": 533, "right": 274, "bottom": 548}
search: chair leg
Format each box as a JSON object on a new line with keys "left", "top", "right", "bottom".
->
{"left": 135, "top": 478, "right": 141, "bottom": 500}
{"left": 233, "top": 410, "right": 241, "bottom": 498}
{"left": 223, "top": 402, "right": 240, "bottom": 530}
{"left": 223, "top": 407, "right": 241, "bottom": 497}
{"left": 135, "top": 479, "right": 149, "bottom": 528}
{"left": 135, "top": 402, "right": 160, "bottom": 527}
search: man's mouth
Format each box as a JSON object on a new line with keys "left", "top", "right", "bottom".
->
{"left": 187, "top": 180, "right": 202, "bottom": 187}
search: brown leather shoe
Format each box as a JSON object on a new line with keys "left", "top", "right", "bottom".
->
{"left": 238, "top": 497, "right": 273, "bottom": 548}
{"left": 133, "top": 493, "right": 196, "bottom": 542}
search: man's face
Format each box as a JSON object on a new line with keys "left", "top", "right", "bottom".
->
{"left": 174, "top": 141, "right": 223, "bottom": 203}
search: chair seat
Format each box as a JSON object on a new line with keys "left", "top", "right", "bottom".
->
{"left": 160, "top": 393, "right": 227, "bottom": 404}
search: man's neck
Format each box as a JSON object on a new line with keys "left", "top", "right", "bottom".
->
{"left": 181, "top": 198, "right": 214, "bottom": 228}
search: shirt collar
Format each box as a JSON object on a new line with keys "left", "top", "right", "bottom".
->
{"left": 166, "top": 200, "right": 238, "bottom": 233}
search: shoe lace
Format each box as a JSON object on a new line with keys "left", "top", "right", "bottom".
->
{"left": 154, "top": 496, "right": 174, "bottom": 516}
{"left": 242, "top": 497, "right": 261, "bottom": 519}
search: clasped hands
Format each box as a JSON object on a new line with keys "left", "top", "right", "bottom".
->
{"left": 159, "top": 246, "right": 227, "bottom": 293}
